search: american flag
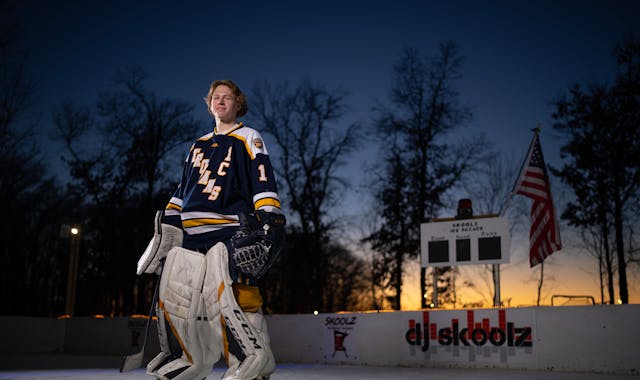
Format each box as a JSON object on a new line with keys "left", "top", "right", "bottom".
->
{"left": 513, "top": 132, "right": 562, "bottom": 267}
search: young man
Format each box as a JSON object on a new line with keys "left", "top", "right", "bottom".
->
{"left": 137, "top": 80, "right": 285, "bottom": 380}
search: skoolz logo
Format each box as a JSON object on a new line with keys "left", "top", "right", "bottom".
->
{"left": 325, "top": 316, "right": 357, "bottom": 327}
{"left": 324, "top": 316, "right": 357, "bottom": 359}
{"left": 405, "top": 310, "right": 532, "bottom": 352}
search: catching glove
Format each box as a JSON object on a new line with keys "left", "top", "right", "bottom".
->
{"left": 231, "top": 211, "right": 286, "bottom": 279}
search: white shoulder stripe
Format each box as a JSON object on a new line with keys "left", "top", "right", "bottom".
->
{"left": 230, "top": 125, "right": 269, "bottom": 157}
{"left": 165, "top": 209, "right": 180, "bottom": 217}
{"left": 169, "top": 197, "right": 183, "bottom": 207}
{"left": 253, "top": 192, "right": 280, "bottom": 203}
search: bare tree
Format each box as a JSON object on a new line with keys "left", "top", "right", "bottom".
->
{"left": 99, "top": 67, "right": 202, "bottom": 208}
{"left": 462, "top": 152, "right": 525, "bottom": 307}
{"left": 0, "top": 1, "right": 39, "bottom": 195}
{"left": 580, "top": 226, "right": 615, "bottom": 303}
{"left": 325, "top": 244, "right": 372, "bottom": 311}
{"left": 0, "top": 2, "right": 71, "bottom": 316}
{"left": 52, "top": 67, "right": 203, "bottom": 315}
{"left": 365, "top": 143, "right": 413, "bottom": 309}
{"left": 551, "top": 39, "right": 640, "bottom": 304}
{"left": 250, "top": 79, "right": 364, "bottom": 312}
{"left": 251, "top": 80, "right": 361, "bottom": 234}
{"left": 366, "top": 42, "right": 489, "bottom": 309}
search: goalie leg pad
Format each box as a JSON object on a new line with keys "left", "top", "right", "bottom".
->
{"left": 205, "top": 243, "right": 275, "bottom": 380}
{"left": 244, "top": 310, "right": 275, "bottom": 377}
{"left": 147, "top": 247, "right": 222, "bottom": 380}
{"left": 223, "top": 310, "right": 276, "bottom": 380}
{"left": 222, "top": 309, "right": 275, "bottom": 380}
{"left": 222, "top": 284, "right": 270, "bottom": 378}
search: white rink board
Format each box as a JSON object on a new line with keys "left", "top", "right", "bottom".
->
{"left": 269, "top": 308, "right": 536, "bottom": 368}
{"left": 1, "top": 305, "right": 639, "bottom": 374}
{"left": 267, "top": 305, "right": 639, "bottom": 373}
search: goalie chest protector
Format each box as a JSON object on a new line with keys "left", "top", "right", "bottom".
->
{"left": 164, "top": 123, "right": 281, "bottom": 250}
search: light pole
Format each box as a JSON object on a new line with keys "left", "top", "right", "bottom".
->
{"left": 64, "top": 225, "right": 81, "bottom": 316}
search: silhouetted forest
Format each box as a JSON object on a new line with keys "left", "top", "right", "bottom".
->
{"left": 2, "top": 4, "right": 638, "bottom": 316}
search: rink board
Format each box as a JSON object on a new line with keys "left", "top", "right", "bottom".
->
{"left": 1, "top": 305, "right": 638, "bottom": 374}
{"left": 267, "top": 305, "right": 639, "bottom": 373}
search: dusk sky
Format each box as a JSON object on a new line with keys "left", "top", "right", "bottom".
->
{"left": 11, "top": 0, "right": 640, "bottom": 307}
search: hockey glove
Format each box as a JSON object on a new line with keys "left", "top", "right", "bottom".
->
{"left": 136, "top": 210, "right": 184, "bottom": 275}
{"left": 231, "top": 211, "right": 286, "bottom": 279}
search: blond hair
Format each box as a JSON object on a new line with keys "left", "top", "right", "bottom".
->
{"left": 203, "top": 79, "right": 248, "bottom": 118}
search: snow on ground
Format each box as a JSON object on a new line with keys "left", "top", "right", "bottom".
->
{"left": 0, "top": 365, "right": 638, "bottom": 380}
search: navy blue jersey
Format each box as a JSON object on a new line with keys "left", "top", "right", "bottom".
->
{"left": 163, "top": 123, "right": 281, "bottom": 251}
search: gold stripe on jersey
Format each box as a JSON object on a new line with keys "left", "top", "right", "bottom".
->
{"left": 254, "top": 197, "right": 281, "bottom": 210}
{"left": 166, "top": 203, "right": 182, "bottom": 211}
{"left": 197, "top": 132, "right": 214, "bottom": 141}
{"left": 182, "top": 218, "right": 238, "bottom": 228}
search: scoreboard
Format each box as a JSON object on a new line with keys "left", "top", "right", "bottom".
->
{"left": 420, "top": 216, "right": 510, "bottom": 267}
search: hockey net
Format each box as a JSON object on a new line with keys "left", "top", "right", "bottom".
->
{"left": 551, "top": 294, "right": 596, "bottom": 306}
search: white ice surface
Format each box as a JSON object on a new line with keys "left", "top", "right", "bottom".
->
{"left": 0, "top": 365, "right": 637, "bottom": 380}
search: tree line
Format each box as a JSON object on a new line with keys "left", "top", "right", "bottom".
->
{"left": 1, "top": 10, "right": 638, "bottom": 316}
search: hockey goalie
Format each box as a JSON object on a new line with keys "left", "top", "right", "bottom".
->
{"left": 135, "top": 80, "right": 286, "bottom": 380}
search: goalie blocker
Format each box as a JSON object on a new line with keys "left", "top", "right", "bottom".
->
{"left": 137, "top": 210, "right": 183, "bottom": 275}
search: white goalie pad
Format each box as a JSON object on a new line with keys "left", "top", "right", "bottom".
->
{"left": 147, "top": 247, "right": 222, "bottom": 380}
{"left": 205, "top": 243, "right": 275, "bottom": 380}
{"left": 137, "top": 211, "right": 184, "bottom": 275}
{"left": 223, "top": 309, "right": 275, "bottom": 380}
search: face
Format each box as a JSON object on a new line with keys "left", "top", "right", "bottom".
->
{"left": 210, "top": 85, "right": 239, "bottom": 123}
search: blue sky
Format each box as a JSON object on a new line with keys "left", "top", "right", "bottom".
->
{"left": 14, "top": 0, "right": 639, "bottom": 223}
{"left": 16, "top": 2, "right": 637, "bottom": 141}
{"left": 12, "top": 0, "right": 640, "bottom": 304}
{"left": 16, "top": 0, "right": 638, "bottom": 184}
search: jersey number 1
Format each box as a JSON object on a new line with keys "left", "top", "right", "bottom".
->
{"left": 258, "top": 164, "right": 268, "bottom": 182}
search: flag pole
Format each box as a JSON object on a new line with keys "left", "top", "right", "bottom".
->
{"left": 537, "top": 261, "right": 545, "bottom": 306}
{"left": 494, "top": 126, "right": 541, "bottom": 306}
{"left": 499, "top": 126, "right": 541, "bottom": 217}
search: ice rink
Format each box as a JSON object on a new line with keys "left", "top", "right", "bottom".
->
{"left": 1, "top": 364, "right": 638, "bottom": 380}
